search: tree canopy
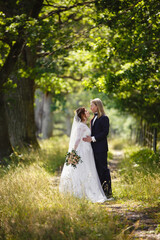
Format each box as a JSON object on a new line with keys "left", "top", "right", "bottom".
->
{"left": 82, "top": 0, "right": 160, "bottom": 127}
{"left": 0, "top": 0, "right": 159, "bottom": 158}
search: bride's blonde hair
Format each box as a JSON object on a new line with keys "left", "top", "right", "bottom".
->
{"left": 91, "top": 98, "right": 105, "bottom": 118}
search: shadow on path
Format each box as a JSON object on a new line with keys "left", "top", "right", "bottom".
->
{"left": 106, "top": 150, "right": 160, "bottom": 240}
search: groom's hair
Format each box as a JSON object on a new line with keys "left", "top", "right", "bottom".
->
{"left": 91, "top": 98, "right": 105, "bottom": 118}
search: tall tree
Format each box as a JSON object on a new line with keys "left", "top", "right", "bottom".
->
{"left": 4, "top": 46, "right": 39, "bottom": 148}
{"left": 0, "top": 0, "right": 44, "bottom": 159}
{"left": 1, "top": 0, "right": 96, "bottom": 147}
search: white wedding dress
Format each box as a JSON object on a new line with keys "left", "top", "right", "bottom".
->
{"left": 59, "top": 120, "right": 107, "bottom": 203}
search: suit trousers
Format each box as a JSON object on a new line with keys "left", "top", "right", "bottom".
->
{"left": 93, "top": 151, "right": 112, "bottom": 193}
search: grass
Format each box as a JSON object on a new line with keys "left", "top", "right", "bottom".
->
{"left": 0, "top": 164, "right": 120, "bottom": 240}
{"left": 110, "top": 139, "right": 160, "bottom": 236}
{"left": 1, "top": 136, "right": 159, "bottom": 239}
{"left": 0, "top": 136, "right": 69, "bottom": 177}
{"left": 111, "top": 140, "right": 160, "bottom": 233}
{"left": 113, "top": 145, "right": 160, "bottom": 206}
{"left": 39, "top": 136, "right": 70, "bottom": 174}
{"left": 0, "top": 136, "right": 128, "bottom": 240}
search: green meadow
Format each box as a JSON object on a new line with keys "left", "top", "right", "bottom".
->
{"left": 0, "top": 137, "right": 159, "bottom": 240}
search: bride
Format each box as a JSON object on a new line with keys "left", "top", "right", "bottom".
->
{"left": 59, "top": 107, "right": 107, "bottom": 203}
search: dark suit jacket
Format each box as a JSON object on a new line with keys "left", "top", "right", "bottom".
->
{"left": 91, "top": 115, "right": 109, "bottom": 153}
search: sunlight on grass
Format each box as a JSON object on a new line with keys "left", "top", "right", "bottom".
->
{"left": 109, "top": 137, "right": 130, "bottom": 151}
{"left": 113, "top": 144, "right": 160, "bottom": 206}
{"left": 0, "top": 136, "right": 69, "bottom": 177}
{"left": 1, "top": 136, "right": 159, "bottom": 239}
{"left": 0, "top": 163, "right": 126, "bottom": 240}
{"left": 0, "top": 136, "right": 129, "bottom": 240}
{"left": 39, "top": 136, "right": 69, "bottom": 174}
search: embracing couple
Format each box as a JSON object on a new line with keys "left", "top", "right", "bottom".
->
{"left": 59, "top": 98, "right": 113, "bottom": 203}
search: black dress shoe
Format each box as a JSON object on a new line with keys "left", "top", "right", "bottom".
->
{"left": 102, "top": 181, "right": 113, "bottom": 198}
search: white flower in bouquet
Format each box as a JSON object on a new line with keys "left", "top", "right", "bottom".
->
{"left": 65, "top": 150, "right": 82, "bottom": 168}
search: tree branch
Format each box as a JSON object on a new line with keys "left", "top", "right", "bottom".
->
{"left": 41, "top": 1, "right": 95, "bottom": 19}
{"left": 37, "top": 42, "right": 73, "bottom": 58}
{"left": 37, "top": 24, "right": 98, "bottom": 58}
{"left": 58, "top": 74, "right": 83, "bottom": 81}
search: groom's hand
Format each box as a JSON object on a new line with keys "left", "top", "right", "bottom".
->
{"left": 83, "top": 136, "right": 92, "bottom": 142}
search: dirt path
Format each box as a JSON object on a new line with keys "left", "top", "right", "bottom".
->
{"left": 106, "top": 150, "right": 160, "bottom": 240}
{"left": 53, "top": 150, "right": 160, "bottom": 240}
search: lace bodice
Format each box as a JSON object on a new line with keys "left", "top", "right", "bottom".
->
{"left": 74, "top": 123, "right": 90, "bottom": 150}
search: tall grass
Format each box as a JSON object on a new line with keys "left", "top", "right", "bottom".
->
{"left": 113, "top": 144, "right": 160, "bottom": 206}
{"left": 0, "top": 136, "right": 127, "bottom": 240}
{"left": 0, "top": 164, "right": 116, "bottom": 240}
{"left": 2, "top": 136, "right": 159, "bottom": 239}
{"left": 39, "top": 136, "right": 69, "bottom": 174}
{"left": 0, "top": 136, "right": 69, "bottom": 177}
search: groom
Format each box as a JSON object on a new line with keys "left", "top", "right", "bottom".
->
{"left": 83, "top": 98, "right": 112, "bottom": 199}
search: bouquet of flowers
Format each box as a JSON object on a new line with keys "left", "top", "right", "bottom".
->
{"left": 65, "top": 149, "right": 82, "bottom": 168}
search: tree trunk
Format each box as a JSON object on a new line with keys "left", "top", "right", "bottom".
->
{"left": 41, "top": 92, "right": 53, "bottom": 139}
{"left": 35, "top": 89, "right": 44, "bottom": 138}
{"left": 0, "top": 39, "right": 25, "bottom": 160}
{"left": 4, "top": 47, "right": 39, "bottom": 149}
{"left": 66, "top": 114, "right": 72, "bottom": 136}
{"left": 139, "top": 118, "right": 143, "bottom": 145}
{"left": 35, "top": 90, "right": 54, "bottom": 139}
{"left": 153, "top": 128, "right": 157, "bottom": 153}
{"left": 4, "top": 76, "right": 39, "bottom": 149}
{"left": 0, "top": 0, "right": 44, "bottom": 156}
{"left": 0, "top": 92, "right": 13, "bottom": 161}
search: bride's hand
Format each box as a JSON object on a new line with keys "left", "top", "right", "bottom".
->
{"left": 83, "top": 136, "right": 92, "bottom": 142}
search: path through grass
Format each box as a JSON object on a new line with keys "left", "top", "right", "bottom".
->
{"left": 107, "top": 139, "right": 160, "bottom": 239}
{"left": 0, "top": 137, "right": 160, "bottom": 239}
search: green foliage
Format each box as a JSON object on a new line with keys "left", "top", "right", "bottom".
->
{"left": 0, "top": 0, "right": 97, "bottom": 94}
{"left": 1, "top": 0, "right": 159, "bottom": 130}
{"left": 29, "top": 0, "right": 97, "bottom": 92}
{"left": 81, "top": 0, "right": 160, "bottom": 128}
{"left": 110, "top": 138, "right": 126, "bottom": 151}
{"left": 129, "top": 148, "right": 160, "bottom": 168}
{"left": 96, "top": 0, "right": 159, "bottom": 62}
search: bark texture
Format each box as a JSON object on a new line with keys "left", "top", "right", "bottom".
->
{"left": 5, "top": 77, "right": 38, "bottom": 148}
{"left": 0, "top": 0, "right": 44, "bottom": 157}
{"left": 0, "top": 39, "right": 25, "bottom": 160}
{"left": 0, "top": 92, "right": 13, "bottom": 161}
{"left": 35, "top": 90, "right": 53, "bottom": 139}
{"left": 4, "top": 47, "right": 39, "bottom": 148}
